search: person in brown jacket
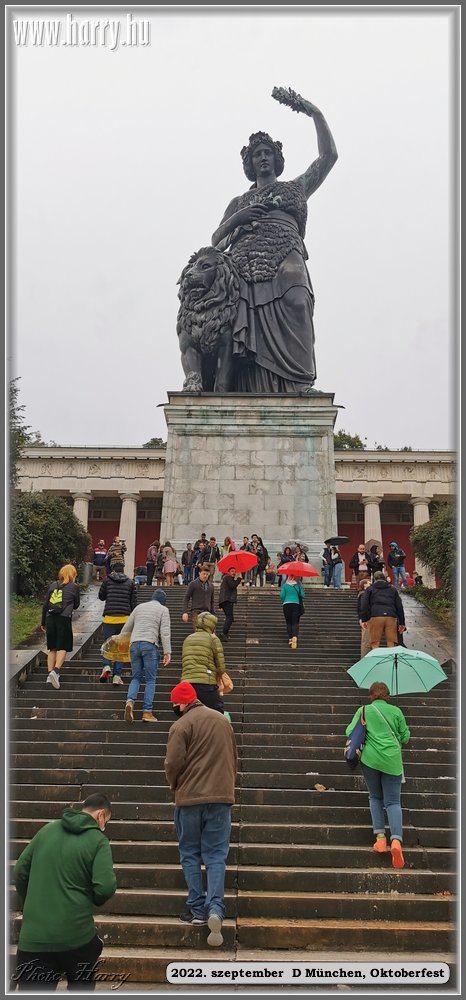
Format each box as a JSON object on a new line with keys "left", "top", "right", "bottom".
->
{"left": 164, "top": 682, "right": 237, "bottom": 948}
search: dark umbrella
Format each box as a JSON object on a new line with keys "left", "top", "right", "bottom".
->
{"left": 324, "top": 535, "right": 349, "bottom": 546}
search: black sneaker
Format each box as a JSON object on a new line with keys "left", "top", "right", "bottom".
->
{"left": 222, "top": 633, "right": 229, "bottom": 641}
{"left": 179, "top": 911, "right": 207, "bottom": 925}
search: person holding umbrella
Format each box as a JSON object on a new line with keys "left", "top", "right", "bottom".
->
{"left": 218, "top": 567, "right": 242, "bottom": 640}
{"left": 345, "top": 681, "right": 410, "bottom": 869}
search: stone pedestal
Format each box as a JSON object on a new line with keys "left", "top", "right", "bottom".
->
{"left": 159, "top": 392, "right": 339, "bottom": 574}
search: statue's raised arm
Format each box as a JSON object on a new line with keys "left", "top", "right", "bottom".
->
{"left": 271, "top": 86, "right": 338, "bottom": 198}
{"left": 179, "top": 87, "right": 338, "bottom": 394}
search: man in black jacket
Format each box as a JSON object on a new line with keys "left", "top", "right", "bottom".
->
{"left": 218, "top": 568, "right": 242, "bottom": 639}
{"left": 359, "top": 571, "right": 406, "bottom": 649}
{"left": 98, "top": 563, "right": 137, "bottom": 684}
{"left": 182, "top": 565, "right": 215, "bottom": 630}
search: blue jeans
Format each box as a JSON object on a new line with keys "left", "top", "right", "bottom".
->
{"left": 174, "top": 803, "right": 232, "bottom": 920}
{"left": 392, "top": 565, "right": 407, "bottom": 588}
{"left": 127, "top": 641, "right": 160, "bottom": 711}
{"left": 332, "top": 563, "right": 343, "bottom": 588}
{"left": 323, "top": 564, "right": 332, "bottom": 586}
{"left": 101, "top": 622, "right": 125, "bottom": 677}
{"left": 361, "top": 764, "right": 403, "bottom": 842}
{"left": 183, "top": 566, "right": 193, "bottom": 585}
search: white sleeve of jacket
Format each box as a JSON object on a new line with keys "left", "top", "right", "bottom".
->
{"left": 159, "top": 606, "right": 172, "bottom": 654}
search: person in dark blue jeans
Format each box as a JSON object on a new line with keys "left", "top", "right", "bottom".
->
{"left": 165, "top": 682, "right": 237, "bottom": 947}
{"left": 120, "top": 589, "right": 172, "bottom": 724}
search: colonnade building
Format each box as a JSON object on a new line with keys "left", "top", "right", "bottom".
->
{"left": 16, "top": 447, "right": 455, "bottom": 588}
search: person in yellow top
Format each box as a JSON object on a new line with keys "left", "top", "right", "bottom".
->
{"left": 98, "top": 562, "right": 137, "bottom": 685}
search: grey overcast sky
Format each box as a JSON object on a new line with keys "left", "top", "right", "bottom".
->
{"left": 9, "top": 7, "right": 457, "bottom": 450}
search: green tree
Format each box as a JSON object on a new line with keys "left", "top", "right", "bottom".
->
{"left": 9, "top": 378, "right": 32, "bottom": 488}
{"left": 9, "top": 378, "right": 60, "bottom": 488}
{"left": 410, "top": 503, "right": 455, "bottom": 597}
{"left": 142, "top": 437, "right": 166, "bottom": 448}
{"left": 11, "top": 493, "right": 91, "bottom": 597}
{"left": 333, "top": 429, "right": 366, "bottom": 450}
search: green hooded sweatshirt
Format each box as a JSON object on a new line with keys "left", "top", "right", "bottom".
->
{"left": 181, "top": 612, "right": 226, "bottom": 685}
{"left": 14, "top": 807, "right": 117, "bottom": 951}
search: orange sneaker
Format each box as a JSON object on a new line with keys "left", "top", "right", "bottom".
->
{"left": 391, "top": 839, "right": 405, "bottom": 869}
{"left": 373, "top": 836, "right": 388, "bottom": 853}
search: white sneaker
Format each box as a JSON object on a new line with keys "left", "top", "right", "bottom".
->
{"left": 207, "top": 912, "right": 223, "bottom": 947}
{"left": 47, "top": 670, "right": 60, "bottom": 690}
{"left": 112, "top": 675, "right": 124, "bottom": 686}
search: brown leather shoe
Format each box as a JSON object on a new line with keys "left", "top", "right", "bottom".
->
{"left": 124, "top": 701, "right": 134, "bottom": 723}
{"left": 142, "top": 711, "right": 158, "bottom": 723}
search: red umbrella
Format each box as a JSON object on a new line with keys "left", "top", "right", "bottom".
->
{"left": 280, "top": 561, "right": 319, "bottom": 578}
{"left": 217, "top": 551, "right": 258, "bottom": 573}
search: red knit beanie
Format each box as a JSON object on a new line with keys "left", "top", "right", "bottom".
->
{"left": 170, "top": 682, "right": 197, "bottom": 705}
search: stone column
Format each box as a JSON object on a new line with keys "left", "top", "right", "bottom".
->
{"left": 72, "top": 493, "right": 93, "bottom": 530}
{"left": 119, "top": 494, "right": 140, "bottom": 577}
{"left": 411, "top": 497, "right": 435, "bottom": 587}
{"left": 362, "top": 495, "right": 383, "bottom": 548}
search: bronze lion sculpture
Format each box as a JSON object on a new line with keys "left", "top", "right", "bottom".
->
{"left": 176, "top": 247, "right": 240, "bottom": 392}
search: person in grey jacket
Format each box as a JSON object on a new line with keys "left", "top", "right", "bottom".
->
{"left": 121, "top": 589, "right": 171, "bottom": 723}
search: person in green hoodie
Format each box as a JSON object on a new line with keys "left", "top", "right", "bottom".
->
{"left": 346, "top": 682, "right": 410, "bottom": 870}
{"left": 13, "top": 793, "right": 116, "bottom": 992}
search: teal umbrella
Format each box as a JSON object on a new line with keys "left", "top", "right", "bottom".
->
{"left": 347, "top": 646, "right": 448, "bottom": 696}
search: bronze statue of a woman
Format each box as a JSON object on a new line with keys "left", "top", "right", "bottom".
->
{"left": 211, "top": 87, "right": 338, "bottom": 393}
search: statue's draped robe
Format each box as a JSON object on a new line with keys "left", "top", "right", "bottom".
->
{"left": 226, "top": 180, "right": 317, "bottom": 392}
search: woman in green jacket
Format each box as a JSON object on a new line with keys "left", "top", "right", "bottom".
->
{"left": 280, "top": 576, "right": 305, "bottom": 649}
{"left": 346, "top": 681, "right": 410, "bottom": 869}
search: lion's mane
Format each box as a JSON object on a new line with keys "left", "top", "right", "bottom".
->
{"left": 176, "top": 248, "right": 240, "bottom": 355}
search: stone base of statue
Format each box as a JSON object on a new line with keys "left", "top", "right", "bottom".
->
{"left": 159, "top": 391, "right": 339, "bottom": 575}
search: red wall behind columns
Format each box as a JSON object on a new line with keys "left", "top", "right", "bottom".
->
{"left": 88, "top": 521, "right": 121, "bottom": 559}
{"left": 135, "top": 523, "right": 161, "bottom": 572}
{"left": 88, "top": 521, "right": 161, "bottom": 575}
{"left": 337, "top": 522, "right": 416, "bottom": 580}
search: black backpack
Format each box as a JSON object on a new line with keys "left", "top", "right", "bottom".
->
{"left": 47, "top": 583, "right": 64, "bottom": 615}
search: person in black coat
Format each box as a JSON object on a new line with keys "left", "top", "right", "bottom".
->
{"left": 360, "top": 571, "right": 406, "bottom": 649}
{"left": 218, "top": 568, "right": 242, "bottom": 639}
{"left": 98, "top": 563, "right": 137, "bottom": 684}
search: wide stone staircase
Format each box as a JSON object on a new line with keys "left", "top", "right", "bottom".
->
{"left": 10, "top": 586, "right": 456, "bottom": 982}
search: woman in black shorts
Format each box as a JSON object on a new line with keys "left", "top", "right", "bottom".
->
{"left": 40, "top": 564, "right": 80, "bottom": 690}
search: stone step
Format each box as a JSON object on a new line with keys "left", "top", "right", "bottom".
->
{"left": 11, "top": 913, "right": 237, "bottom": 949}
{"left": 10, "top": 735, "right": 456, "bottom": 755}
{"left": 9, "top": 818, "right": 454, "bottom": 849}
{"left": 10, "top": 751, "right": 456, "bottom": 775}
{"left": 9, "top": 768, "right": 456, "bottom": 794}
{"left": 10, "top": 800, "right": 456, "bottom": 829}
{"left": 237, "top": 889, "right": 454, "bottom": 922}
{"left": 8, "top": 945, "right": 456, "bottom": 987}
{"left": 235, "top": 917, "right": 455, "bottom": 952}
{"left": 10, "top": 783, "right": 455, "bottom": 811}
{"left": 10, "top": 839, "right": 454, "bottom": 870}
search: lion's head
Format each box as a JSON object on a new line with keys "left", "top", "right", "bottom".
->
{"left": 177, "top": 247, "right": 240, "bottom": 355}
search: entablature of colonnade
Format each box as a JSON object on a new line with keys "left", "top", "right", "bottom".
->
{"left": 16, "top": 448, "right": 167, "bottom": 497}
{"left": 334, "top": 451, "right": 455, "bottom": 501}
{"left": 16, "top": 446, "right": 456, "bottom": 502}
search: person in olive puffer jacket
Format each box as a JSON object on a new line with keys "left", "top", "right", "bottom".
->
{"left": 180, "top": 612, "right": 226, "bottom": 713}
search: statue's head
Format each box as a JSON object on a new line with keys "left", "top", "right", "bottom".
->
{"left": 240, "top": 132, "right": 285, "bottom": 183}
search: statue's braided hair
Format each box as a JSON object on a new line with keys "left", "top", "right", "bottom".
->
{"left": 240, "top": 132, "right": 285, "bottom": 182}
